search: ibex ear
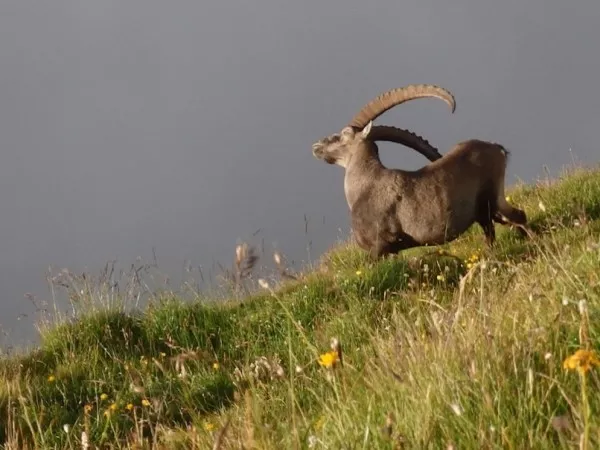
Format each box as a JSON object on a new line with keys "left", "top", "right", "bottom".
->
{"left": 340, "top": 126, "right": 355, "bottom": 142}
{"left": 361, "top": 121, "right": 373, "bottom": 139}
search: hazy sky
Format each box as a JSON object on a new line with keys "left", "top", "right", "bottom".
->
{"left": 1, "top": 0, "right": 599, "bottom": 348}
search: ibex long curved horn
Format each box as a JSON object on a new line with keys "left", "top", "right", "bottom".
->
{"left": 369, "top": 125, "right": 443, "bottom": 162}
{"left": 348, "top": 84, "right": 456, "bottom": 130}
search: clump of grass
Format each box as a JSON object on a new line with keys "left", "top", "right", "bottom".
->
{"left": 0, "top": 164, "right": 600, "bottom": 448}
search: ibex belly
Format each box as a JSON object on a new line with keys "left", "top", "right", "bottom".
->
{"left": 400, "top": 197, "right": 478, "bottom": 245}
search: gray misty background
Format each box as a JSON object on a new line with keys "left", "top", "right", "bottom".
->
{"left": 1, "top": 1, "right": 599, "bottom": 349}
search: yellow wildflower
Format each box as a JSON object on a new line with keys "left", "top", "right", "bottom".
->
{"left": 141, "top": 398, "right": 151, "bottom": 407}
{"left": 47, "top": 375, "right": 56, "bottom": 383}
{"left": 355, "top": 270, "right": 362, "bottom": 276}
{"left": 505, "top": 196, "right": 511, "bottom": 202}
{"left": 436, "top": 274, "right": 445, "bottom": 281}
{"left": 100, "top": 393, "right": 108, "bottom": 401}
{"left": 563, "top": 349, "right": 600, "bottom": 374}
{"left": 318, "top": 350, "right": 339, "bottom": 369}
{"left": 314, "top": 415, "right": 326, "bottom": 431}
{"left": 84, "top": 404, "right": 93, "bottom": 414}
{"left": 126, "top": 403, "right": 134, "bottom": 411}
{"left": 203, "top": 421, "right": 215, "bottom": 432}
{"left": 212, "top": 362, "right": 220, "bottom": 370}
{"left": 109, "top": 403, "right": 117, "bottom": 411}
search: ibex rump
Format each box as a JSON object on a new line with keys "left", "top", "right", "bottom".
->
{"left": 311, "top": 84, "right": 528, "bottom": 259}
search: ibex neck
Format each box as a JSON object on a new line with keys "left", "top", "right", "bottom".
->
{"left": 344, "top": 156, "right": 384, "bottom": 209}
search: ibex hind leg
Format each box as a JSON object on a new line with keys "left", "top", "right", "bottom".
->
{"left": 476, "top": 183, "right": 498, "bottom": 247}
{"left": 493, "top": 149, "right": 529, "bottom": 238}
{"left": 496, "top": 192, "right": 529, "bottom": 238}
{"left": 477, "top": 213, "right": 496, "bottom": 247}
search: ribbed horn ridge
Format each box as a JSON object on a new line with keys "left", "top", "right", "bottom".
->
{"left": 369, "top": 125, "right": 443, "bottom": 162}
{"left": 348, "top": 84, "right": 456, "bottom": 130}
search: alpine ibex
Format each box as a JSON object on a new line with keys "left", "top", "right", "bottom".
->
{"left": 311, "top": 84, "right": 528, "bottom": 259}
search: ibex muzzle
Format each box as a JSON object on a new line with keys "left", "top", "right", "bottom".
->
{"left": 312, "top": 84, "right": 528, "bottom": 259}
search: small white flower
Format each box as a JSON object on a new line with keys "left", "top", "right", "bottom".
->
{"left": 538, "top": 201, "right": 546, "bottom": 212}
{"left": 258, "top": 279, "right": 270, "bottom": 290}
{"left": 307, "top": 435, "right": 318, "bottom": 448}
{"left": 544, "top": 352, "right": 552, "bottom": 360}
{"left": 295, "top": 365, "right": 303, "bottom": 374}
{"left": 562, "top": 296, "right": 569, "bottom": 306}
{"left": 579, "top": 299, "right": 588, "bottom": 315}
{"left": 330, "top": 337, "right": 340, "bottom": 352}
{"left": 81, "top": 431, "right": 89, "bottom": 449}
{"left": 450, "top": 402, "right": 463, "bottom": 416}
{"left": 63, "top": 424, "right": 70, "bottom": 433}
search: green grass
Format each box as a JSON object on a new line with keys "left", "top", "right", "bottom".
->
{"left": 2, "top": 163, "right": 600, "bottom": 449}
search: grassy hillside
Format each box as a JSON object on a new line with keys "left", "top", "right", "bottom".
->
{"left": 1, "top": 163, "right": 600, "bottom": 449}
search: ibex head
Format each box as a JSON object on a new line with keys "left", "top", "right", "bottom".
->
{"left": 312, "top": 121, "right": 374, "bottom": 168}
{"left": 312, "top": 84, "right": 456, "bottom": 167}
